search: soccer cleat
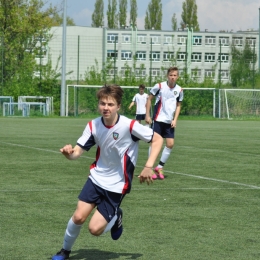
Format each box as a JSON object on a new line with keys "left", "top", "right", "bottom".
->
{"left": 52, "top": 248, "right": 71, "bottom": 260}
{"left": 111, "top": 208, "right": 123, "bottom": 240}
{"left": 154, "top": 167, "right": 164, "bottom": 180}
{"left": 151, "top": 173, "right": 158, "bottom": 180}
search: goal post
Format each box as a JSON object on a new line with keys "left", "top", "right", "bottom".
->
{"left": 219, "top": 89, "right": 260, "bottom": 119}
{"left": 3, "top": 102, "right": 47, "bottom": 117}
{"left": 66, "top": 85, "right": 218, "bottom": 118}
{"left": 66, "top": 85, "right": 147, "bottom": 117}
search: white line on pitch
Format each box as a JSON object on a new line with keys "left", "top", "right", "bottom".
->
{"left": 1, "top": 141, "right": 259, "bottom": 190}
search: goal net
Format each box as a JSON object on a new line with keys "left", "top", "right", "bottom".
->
{"left": 18, "top": 96, "right": 53, "bottom": 115}
{"left": 3, "top": 102, "right": 47, "bottom": 117}
{"left": 219, "top": 89, "right": 260, "bottom": 119}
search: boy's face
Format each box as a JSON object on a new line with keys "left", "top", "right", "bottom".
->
{"left": 98, "top": 96, "right": 120, "bottom": 120}
{"left": 139, "top": 88, "right": 145, "bottom": 95}
{"left": 167, "top": 70, "right": 179, "bottom": 86}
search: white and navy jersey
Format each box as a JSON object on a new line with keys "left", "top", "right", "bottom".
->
{"left": 132, "top": 93, "right": 148, "bottom": 114}
{"left": 77, "top": 115, "right": 154, "bottom": 194}
{"left": 150, "top": 81, "right": 183, "bottom": 124}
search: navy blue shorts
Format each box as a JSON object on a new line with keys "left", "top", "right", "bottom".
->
{"left": 136, "top": 114, "right": 145, "bottom": 120}
{"left": 78, "top": 178, "right": 124, "bottom": 223}
{"left": 152, "top": 120, "right": 175, "bottom": 138}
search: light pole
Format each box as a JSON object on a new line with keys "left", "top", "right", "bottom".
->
{"left": 60, "top": 0, "right": 67, "bottom": 116}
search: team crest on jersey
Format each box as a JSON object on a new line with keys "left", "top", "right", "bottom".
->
{"left": 174, "top": 91, "right": 178, "bottom": 95}
{"left": 113, "top": 132, "right": 119, "bottom": 140}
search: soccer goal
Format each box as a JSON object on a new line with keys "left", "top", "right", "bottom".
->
{"left": 219, "top": 89, "right": 260, "bottom": 119}
{"left": 0, "top": 96, "right": 14, "bottom": 115}
{"left": 3, "top": 102, "right": 47, "bottom": 117}
{"left": 18, "top": 96, "right": 53, "bottom": 115}
{"left": 66, "top": 85, "right": 146, "bottom": 116}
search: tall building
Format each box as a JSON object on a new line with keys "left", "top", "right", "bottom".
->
{"left": 47, "top": 26, "right": 258, "bottom": 84}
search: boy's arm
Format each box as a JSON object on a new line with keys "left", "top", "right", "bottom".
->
{"left": 145, "top": 94, "right": 153, "bottom": 124}
{"left": 128, "top": 101, "right": 135, "bottom": 110}
{"left": 138, "top": 132, "right": 163, "bottom": 184}
{"left": 60, "top": 144, "right": 84, "bottom": 160}
{"left": 171, "top": 102, "right": 181, "bottom": 128}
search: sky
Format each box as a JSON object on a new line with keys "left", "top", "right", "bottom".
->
{"left": 47, "top": 0, "right": 260, "bottom": 32}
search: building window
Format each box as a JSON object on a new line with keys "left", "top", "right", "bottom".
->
{"left": 135, "top": 68, "right": 146, "bottom": 77}
{"left": 149, "top": 51, "right": 160, "bottom": 61}
{"left": 219, "top": 37, "right": 229, "bottom": 46}
{"left": 136, "top": 51, "right": 146, "bottom": 60}
{"left": 218, "top": 53, "right": 229, "bottom": 63}
{"left": 177, "top": 35, "right": 187, "bottom": 45}
{"left": 205, "top": 53, "right": 215, "bottom": 62}
{"left": 164, "top": 35, "right": 173, "bottom": 44}
{"left": 246, "top": 37, "right": 256, "bottom": 47}
{"left": 122, "top": 34, "right": 131, "bottom": 44}
{"left": 137, "top": 34, "right": 147, "bottom": 44}
{"left": 107, "top": 50, "right": 118, "bottom": 59}
{"left": 191, "top": 69, "right": 201, "bottom": 78}
{"left": 191, "top": 52, "right": 202, "bottom": 62}
{"left": 219, "top": 70, "right": 229, "bottom": 79}
{"left": 107, "top": 34, "right": 118, "bottom": 43}
{"left": 121, "top": 50, "right": 132, "bottom": 60}
{"left": 232, "top": 37, "right": 243, "bottom": 46}
{"left": 149, "top": 68, "right": 161, "bottom": 77}
{"left": 205, "top": 36, "right": 216, "bottom": 45}
{"left": 151, "top": 35, "right": 160, "bottom": 44}
{"left": 193, "top": 36, "right": 202, "bottom": 45}
{"left": 177, "top": 52, "right": 186, "bottom": 61}
{"left": 163, "top": 52, "right": 174, "bottom": 61}
{"left": 205, "top": 69, "right": 215, "bottom": 78}
{"left": 107, "top": 68, "right": 118, "bottom": 76}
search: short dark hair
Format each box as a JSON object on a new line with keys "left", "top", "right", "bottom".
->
{"left": 167, "top": 66, "right": 179, "bottom": 75}
{"left": 139, "top": 84, "right": 145, "bottom": 89}
{"left": 97, "top": 84, "right": 124, "bottom": 105}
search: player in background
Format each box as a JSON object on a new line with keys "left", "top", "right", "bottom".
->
{"left": 128, "top": 84, "right": 148, "bottom": 124}
{"left": 145, "top": 67, "right": 183, "bottom": 180}
{"left": 52, "top": 84, "right": 163, "bottom": 260}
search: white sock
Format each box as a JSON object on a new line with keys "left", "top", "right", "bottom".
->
{"left": 102, "top": 215, "right": 117, "bottom": 234}
{"left": 159, "top": 146, "right": 172, "bottom": 166}
{"left": 63, "top": 218, "right": 82, "bottom": 251}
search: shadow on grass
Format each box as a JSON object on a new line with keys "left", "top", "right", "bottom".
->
{"left": 70, "top": 249, "right": 143, "bottom": 259}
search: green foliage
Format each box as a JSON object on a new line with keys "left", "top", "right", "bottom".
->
{"left": 107, "top": 0, "right": 118, "bottom": 29}
{"left": 118, "top": 0, "right": 127, "bottom": 28}
{"left": 230, "top": 41, "right": 257, "bottom": 88}
{"left": 145, "top": 0, "right": 162, "bottom": 30}
{"left": 129, "top": 0, "right": 137, "bottom": 26}
{"left": 181, "top": 0, "right": 200, "bottom": 31}
{"left": 91, "top": 0, "right": 104, "bottom": 27}
{"left": 171, "top": 13, "right": 177, "bottom": 31}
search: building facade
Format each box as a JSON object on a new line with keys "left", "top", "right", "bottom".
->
{"left": 46, "top": 26, "right": 259, "bottom": 84}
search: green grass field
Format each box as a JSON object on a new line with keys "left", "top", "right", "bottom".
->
{"left": 0, "top": 117, "right": 260, "bottom": 260}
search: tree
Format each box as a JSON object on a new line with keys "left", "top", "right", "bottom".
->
{"left": 171, "top": 13, "right": 177, "bottom": 31}
{"left": 107, "top": 0, "right": 118, "bottom": 29}
{"left": 0, "top": 0, "right": 68, "bottom": 100}
{"left": 129, "top": 0, "right": 137, "bottom": 27}
{"left": 144, "top": 0, "right": 162, "bottom": 30}
{"left": 46, "top": 3, "right": 75, "bottom": 26}
{"left": 91, "top": 0, "right": 104, "bottom": 27}
{"left": 180, "top": 0, "right": 200, "bottom": 31}
{"left": 118, "top": 0, "right": 127, "bottom": 28}
{"left": 230, "top": 41, "right": 257, "bottom": 87}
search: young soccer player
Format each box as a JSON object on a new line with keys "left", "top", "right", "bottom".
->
{"left": 52, "top": 84, "right": 163, "bottom": 260}
{"left": 128, "top": 84, "right": 148, "bottom": 124}
{"left": 145, "top": 66, "right": 183, "bottom": 180}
